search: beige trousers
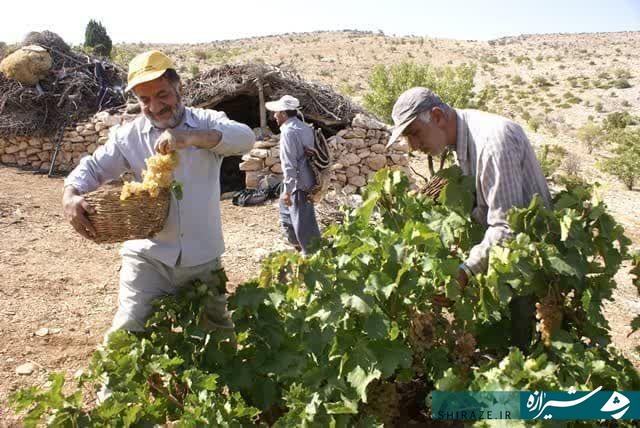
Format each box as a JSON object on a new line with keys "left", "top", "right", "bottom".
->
{"left": 105, "top": 249, "right": 233, "bottom": 340}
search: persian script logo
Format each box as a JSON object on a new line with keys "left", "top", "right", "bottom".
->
{"left": 524, "top": 387, "right": 632, "bottom": 420}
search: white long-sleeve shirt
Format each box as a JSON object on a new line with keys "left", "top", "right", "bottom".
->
{"left": 64, "top": 107, "right": 255, "bottom": 267}
{"left": 455, "top": 109, "right": 552, "bottom": 275}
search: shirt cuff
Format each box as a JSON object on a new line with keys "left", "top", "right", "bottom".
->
{"left": 459, "top": 262, "right": 476, "bottom": 278}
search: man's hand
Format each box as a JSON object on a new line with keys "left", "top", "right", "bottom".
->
{"left": 62, "top": 186, "right": 96, "bottom": 239}
{"left": 282, "top": 192, "right": 292, "bottom": 207}
{"left": 155, "top": 129, "right": 189, "bottom": 154}
{"left": 456, "top": 268, "right": 469, "bottom": 288}
{"left": 155, "top": 129, "right": 224, "bottom": 154}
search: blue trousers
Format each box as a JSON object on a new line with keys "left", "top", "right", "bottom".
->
{"left": 279, "top": 190, "right": 321, "bottom": 254}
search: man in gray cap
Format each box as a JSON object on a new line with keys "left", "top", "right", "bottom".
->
{"left": 387, "top": 87, "right": 551, "bottom": 349}
{"left": 266, "top": 95, "right": 321, "bottom": 254}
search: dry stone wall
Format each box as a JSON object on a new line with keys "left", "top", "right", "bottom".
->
{"left": 239, "top": 114, "right": 411, "bottom": 194}
{"left": 0, "top": 111, "right": 133, "bottom": 173}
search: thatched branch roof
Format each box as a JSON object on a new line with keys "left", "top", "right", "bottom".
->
{"left": 182, "top": 63, "right": 362, "bottom": 128}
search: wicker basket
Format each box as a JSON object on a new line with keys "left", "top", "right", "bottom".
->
{"left": 83, "top": 184, "right": 171, "bottom": 244}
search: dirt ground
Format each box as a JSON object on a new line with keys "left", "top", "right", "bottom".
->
{"left": 0, "top": 163, "right": 638, "bottom": 425}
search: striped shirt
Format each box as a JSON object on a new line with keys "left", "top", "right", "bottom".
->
{"left": 455, "top": 109, "right": 552, "bottom": 275}
{"left": 64, "top": 107, "right": 255, "bottom": 267}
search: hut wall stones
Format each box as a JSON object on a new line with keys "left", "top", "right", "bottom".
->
{"left": 0, "top": 111, "right": 133, "bottom": 173}
{"left": 240, "top": 113, "right": 411, "bottom": 194}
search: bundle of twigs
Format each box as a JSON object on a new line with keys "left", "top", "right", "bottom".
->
{"left": 0, "top": 31, "right": 127, "bottom": 137}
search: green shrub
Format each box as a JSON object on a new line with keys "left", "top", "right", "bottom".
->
{"left": 595, "top": 102, "right": 604, "bottom": 113}
{"left": 84, "top": 19, "right": 112, "bottom": 57}
{"left": 536, "top": 144, "right": 567, "bottom": 179}
{"left": 533, "top": 75, "right": 552, "bottom": 87}
{"left": 363, "top": 62, "right": 476, "bottom": 123}
{"left": 576, "top": 121, "right": 602, "bottom": 153}
{"left": 339, "top": 82, "right": 357, "bottom": 97}
{"left": 483, "top": 55, "right": 499, "bottom": 64}
{"left": 511, "top": 75, "right": 524, "bottom": 85}
{"left": 603, "top": 111, "right": 633, "bottom": 130}
{"left": 613, "top": 78, "right": 631, "bottom": 89}
{"left": 527, "top": 117, "right": 541, "bottom": 132}
{"left": 614, "top": 68, "right": 632, "bottom": 79}
{"left": 193, "top": 49, "right": 210, "bottom": 60}
{"left": 110, "top": 45, "right": 143, "bottom": 67}
{"left": 598, "top": 128, "right": 640, "bottom": 190}
{"left": 190, "top": 64, "right": 200, "bottom": 78}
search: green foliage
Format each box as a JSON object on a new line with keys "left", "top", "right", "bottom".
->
{"left": 193, "top": 49, "right": 209, "bottom": 60}
{"left": 514, "top": 55, "right": 531, "bottom": 64}
{"left": 613, "top": 78, "right": 632, "bottom": 89}
{"left": 598, "top": 128, "right": 640, "bottom": 190}
{"left": 363, "top": 62, "right": 476, "bottom": 123}
{"left": 511, "top": 75, "right": 524, "bottom": 85}
{"left": 536, "top": 144, "right": 567, "bottom": 179}
{"left": 603, "top": 111, "right": 634, "bottom": 130}
{"left": 190, "top": 64, "right": 200, "bottom": 78}
{"left": 595, "top": 102, "right": 604, "bottom": 113}
{"left": 576, "top": 121, "right": 602, "bottom": 153}
{"left": 527, "top": 117, "right": 541, "bottom": 132}
{"left": 110, "top": 45, "right": 143, "bottom": 67}
{"left": 614, "top": 68, "right": 632, "bottom": 79}
{"left": 84, "top": 19, "right": 112, "bottom": 58}
{"left": 532, "top": 75, "right": 552, "bottom": 87}
{"left": 339, "top": 82, "right": 357, "bottom": 97}
{"left": 170, "top": 180, "right": 183, "bottom": 200}
{"left": 482, "top": 55, "right": 499, "bottom": 64}
{"left": 10, "top": 169, "right": 639, "bottom": 426}
{"left": 192, "top": 47, "right": 242, "bottom": 63}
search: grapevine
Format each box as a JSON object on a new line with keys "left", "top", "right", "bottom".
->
{"left": 10, "top": 167, "right": 640, "bottom": 427}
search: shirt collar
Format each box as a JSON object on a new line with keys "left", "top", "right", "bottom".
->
{"left": 142, "top": 106, "right": 195, "bottom": 134}
{"left": 454, "top": 108, "right": 468, "bottom": 163}
{"left": 279, "top": 116, "right": 297, "bottom": 130}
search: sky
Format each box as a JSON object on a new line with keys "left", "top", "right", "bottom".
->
{"left": 1, "top": 0, "right": 638, "bottom": 44}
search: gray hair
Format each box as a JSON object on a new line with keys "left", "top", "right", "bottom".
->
{"left": 418, "top": 110, "right": 433, "bottom": 124}
{"left": 417, "top": 103, "right": 451, "bottom": 124}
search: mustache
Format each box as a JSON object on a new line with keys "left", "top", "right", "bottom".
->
{"left": 153, "top": 106, "right": 173, "bottom": 118}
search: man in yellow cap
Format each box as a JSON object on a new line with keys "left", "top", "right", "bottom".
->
{"left": 62, "top": 50, "right": 255, "bottom": 338}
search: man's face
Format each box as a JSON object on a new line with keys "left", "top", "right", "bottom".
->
{"left": 133, "top": 77, "right": 183, "bottom": 129}
{"left": 274, "top": 111, "right": 288, "bottom": 126}
{"left": 401, "top": 109, "right": 448, "bottom": 156}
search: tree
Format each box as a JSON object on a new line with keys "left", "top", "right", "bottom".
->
{"left": 84, "top": 19, "right": 112, "bottom": 58}
{"left": 599, "top": 128, "right": 640, "bottom": 190}
{"left": 576, "top": 121, "right": 602, "bottom": 154}
{"left": 362, "top": 62, "right": 476, "bottom": 124}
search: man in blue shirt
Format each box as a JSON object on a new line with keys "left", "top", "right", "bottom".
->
{"left": 265, "top": 95, "right": 321, "bottom": 254}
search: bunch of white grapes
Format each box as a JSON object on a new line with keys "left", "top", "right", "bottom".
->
{"left": 120, "top": 152, "right": 179, "bottom": 200}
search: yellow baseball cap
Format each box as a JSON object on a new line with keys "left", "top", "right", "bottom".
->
{"left": 125, "top": 50, "right": 174, "bottom": 92}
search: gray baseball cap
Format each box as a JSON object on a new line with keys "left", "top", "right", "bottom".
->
{"left": 386, "top": 87, "right": 445, "bottom": 148}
